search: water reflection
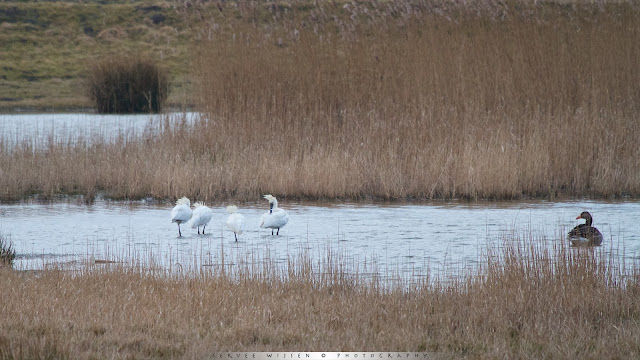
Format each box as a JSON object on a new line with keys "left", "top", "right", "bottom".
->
{"left": 1, "top": 199, "right": 638, "bottom": 280}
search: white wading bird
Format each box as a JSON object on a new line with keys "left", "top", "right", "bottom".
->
{"left": 190, "top": 202, "right": 213, "bottom": 235}
{"left": 226, "top": 205, "right": 245, "bottom": 241}
{"left": 259, "top": 194, "right": 289, "bottom": 236}
{"left": 170, "top": 197, "right": 192, "bottom": 237}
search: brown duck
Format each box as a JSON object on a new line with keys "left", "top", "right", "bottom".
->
{"left": 568, "top": 211, "right": 604, "bottom": 246}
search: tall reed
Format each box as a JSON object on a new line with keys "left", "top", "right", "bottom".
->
{"left": 190, "top": 0, "right": 640, "bottom": 200}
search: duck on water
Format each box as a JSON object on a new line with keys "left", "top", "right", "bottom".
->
{"left": 568, "top": 211, "right": 604, "bottom": 247}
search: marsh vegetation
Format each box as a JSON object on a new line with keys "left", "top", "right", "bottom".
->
{"left": 0, "top": 233, "right": 15, "bottom": 268}
{"left": 1, "top": 235, "right": 639, "bottom": 357}
{"left": 191, "top": 0, "right": 640, "bottom": 201}
{"left": 1, "top": 0, "right": 640, "bottom": 357}
{"left": 1, "top": 0, "right": 639, "bottom": 201}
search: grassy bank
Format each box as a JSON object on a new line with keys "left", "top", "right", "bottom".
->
{"left": 1, "top": 235, "right": 639, "bottom": 357}
{"left": 0, "top": 0, "right": 191, "bottom": 111}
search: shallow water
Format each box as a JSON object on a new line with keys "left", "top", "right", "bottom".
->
{"left": 0, "top": 112, "right": 199, "bottom": 148}
{"left": 1, "top": 199, "right": 638, "bottom": 280}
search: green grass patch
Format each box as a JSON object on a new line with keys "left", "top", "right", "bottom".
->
{"left": 0, "top": 1, "right": 191, "bottom": 111}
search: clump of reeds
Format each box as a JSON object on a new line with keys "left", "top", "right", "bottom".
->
{"left": 85, "top": 55, "right": 168, "bottom": 114}
{"left": 0, "top": 233, "right": 16, "bottom": 268}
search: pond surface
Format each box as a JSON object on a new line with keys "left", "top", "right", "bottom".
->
{"left": 0, "top": 112, "right": 198, "bottom": 148}
{"left": 1, "top": 199, "right": 639, "bottom": 280}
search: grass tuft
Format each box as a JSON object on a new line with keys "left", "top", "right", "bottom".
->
{"left": 0, "top": 233, "right": 16, "bottom": 268}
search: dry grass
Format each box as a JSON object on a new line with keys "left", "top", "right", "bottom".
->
{"left": 1, "top": 1, "right": 640, "bottom": 202}
{"left": 190, "top": 0, "right": 640, "bottom": 200}
{"left": 0, "top": 234, "right": 639, "bottom": 358}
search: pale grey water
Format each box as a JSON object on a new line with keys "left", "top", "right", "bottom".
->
{"left": 0, "top": 112, "right": 199, "bottom": 148}
{"left": 1, "top": 199, "right": 639, "bottom": 279}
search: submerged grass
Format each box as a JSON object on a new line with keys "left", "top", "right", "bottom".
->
{"left": 0, "top": 233, "right": 15, "bottom": 268}
{"left": 1, "top": 233, "right": 639, "bottom": 357}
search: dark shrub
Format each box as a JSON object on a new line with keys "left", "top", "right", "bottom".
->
{"left": 151, "top": 14, "right": 166, "bottom": 24}
{"left": 86, "top": 56, "right": 168, "bottom": 113}
{"left": 0, "top": 233, "right": 15, "bottom": 268}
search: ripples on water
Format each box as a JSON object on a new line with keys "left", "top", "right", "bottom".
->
{"left": 1, "top": 199, "right": 639, "bottom": 281}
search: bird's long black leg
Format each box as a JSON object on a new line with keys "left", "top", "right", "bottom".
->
{"left": 198, "top": 226, "right": 201, "bottom": 235}
{"left": 178, "top": 224, "right": 182, "bottom": 237}
{"left": 235, "top": 233, "right": 238, "bottom": 241}
{"left": 277, "top": 228, "right": 280, "bottom": 235}
{"left": 203, "top": 225, "right": 206, "bottom": 234}
{"left": 271, "top": 229, "right": 274, "bottom": 236}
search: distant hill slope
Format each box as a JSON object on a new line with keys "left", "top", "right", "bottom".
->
{"left": 0, "top": 1, "right": 192, "bottom": 111}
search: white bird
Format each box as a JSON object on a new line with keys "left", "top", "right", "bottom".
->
{"left": 170, "top": 197, "right": 192, "bottom": 237}
{"left": 259, "top": 194, "right": 289, "bottom": 236}
{"left": 190, "top": 202, "right": 213, "bottom": 235}
{"left": 226, "top": 205, "right": 245, "bottom": 241}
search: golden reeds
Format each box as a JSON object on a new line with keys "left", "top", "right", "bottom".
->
{"left": 191, "top": 0, "right": 640, "bottom": 201}
{"left": 0, "top": 233, "right": 639, "bottom": 357}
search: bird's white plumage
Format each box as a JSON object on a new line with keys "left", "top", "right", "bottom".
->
{"left": 190, "top": 202, "right": 213, "bottom": 233}
{"left": 226, "top": 205, "right": 245, "bottom": 240}
{"left": 259, "top": 210, "right": 289, "bottom": 229}
{"left": 170, "top": 196, "right": 192, "bottom": 237}
{"left": 259, "top": 194, "right": 289, "bottom": 234}
{"left": 263, "top": 194, "right": 277, "bottom": 203}
{"left": 568, "top": 236, "right": 591, "bottom": 247}
{"left": 171, "top": 197, "right": 192, "bottom": 224}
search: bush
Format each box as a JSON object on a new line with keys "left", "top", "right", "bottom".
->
{"left": 86, "top": 56, "right": 168, "bottom": 114}
{"left": 0, "top": 233, "right": 16, "bottom": 268}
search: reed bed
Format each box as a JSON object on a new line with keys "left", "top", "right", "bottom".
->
{"left": 189, "top": 0, "right": 640, "bottom": 201}
{"left": 1, "top": 1, "right": 639, "bottom": 202}
{"left": 1, "top": 232, "right": 639, "bottom": 358}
